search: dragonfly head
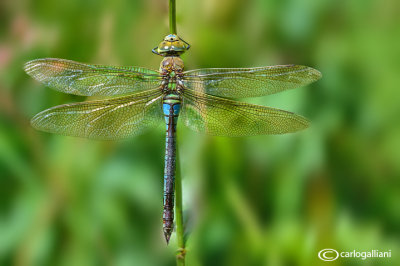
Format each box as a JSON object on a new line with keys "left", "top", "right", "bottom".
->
{"left": 152, "top": 34, "right": 190, "bottom": 56}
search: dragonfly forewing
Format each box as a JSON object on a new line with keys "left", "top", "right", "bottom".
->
{"left": 31, "top": 88, "right": 164, "bottom": 140}
{"left": 24, "top": 58, "right": 162, "bottom": 96}
{"left": 180, "top": 89, "right": 309, "bottom": 137}
{"left": 183, "top": 65, "right": 321, "bottom": 98}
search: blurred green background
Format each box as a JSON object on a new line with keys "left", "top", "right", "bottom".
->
{"left": 1, "top": 0, "right": 399, "bottom": 265}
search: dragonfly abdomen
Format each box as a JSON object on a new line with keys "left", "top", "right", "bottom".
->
{"left": 162, "top": 93, "right": 181, "bottom": 244}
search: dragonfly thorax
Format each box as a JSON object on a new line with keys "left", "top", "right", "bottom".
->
{"left": 160, "top": 56, "right": 184, "bottom": 73}
{"left": 160, "top": 57, "right": 184, "bottom": 93}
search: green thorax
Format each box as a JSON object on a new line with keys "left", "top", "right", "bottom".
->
{"left": 159, "top": 57, "right": 184, "bottom": 93}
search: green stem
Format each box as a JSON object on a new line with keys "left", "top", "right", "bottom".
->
{"left": 175, "top": 158, "right": 185, "bottom": 266}
{"left": 169, "top": 1, "right": 184, "bottom": 264}
{"left": 169, "top": 0, "right": 177, "bottom": 34}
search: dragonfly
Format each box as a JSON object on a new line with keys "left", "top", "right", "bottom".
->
{"left": 24, "top": 34, "right": 321, "bottom": 244}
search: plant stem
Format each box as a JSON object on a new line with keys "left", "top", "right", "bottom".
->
{"left": 169, "top": 0, "right": 184, "bottom": 264}
{"left": 169, "top": 0, "right": 177, "bottom": 34}
{"left": 175, "top": 158, "right": 185, "bottom": 266}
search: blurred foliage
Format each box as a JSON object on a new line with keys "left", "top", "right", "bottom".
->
{"left": 1, "top": 0, "right": 400, "bottom": 265}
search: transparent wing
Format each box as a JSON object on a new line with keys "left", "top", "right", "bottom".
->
{"left": 180, "top": 89, "right": 309, "bottom": 137}
{"left": 31, "top": 88, "right": 164, "bottom": 140}
{"left": 183, "top": 65, "right": 321, "bottom": 98}
{"left": 24, "top": 58, "right": 162, "bottom": 96}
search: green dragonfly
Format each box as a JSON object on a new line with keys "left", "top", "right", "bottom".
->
{"left": 24, "top": 34, "right": 321, "bottom": 243}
